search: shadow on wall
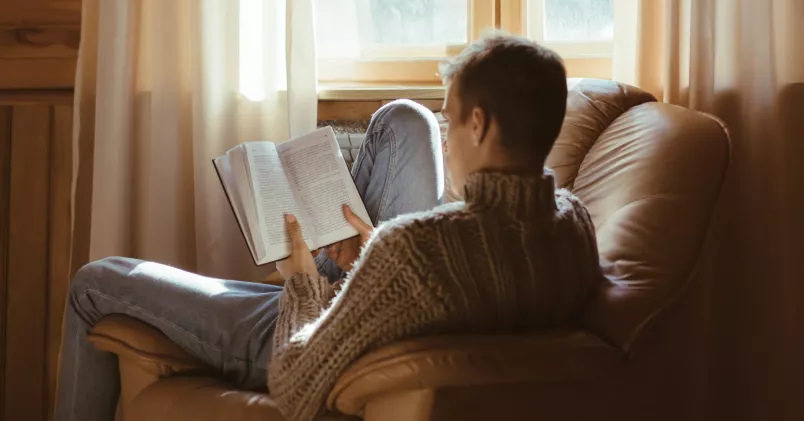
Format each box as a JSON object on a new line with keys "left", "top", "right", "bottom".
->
{"left": 778, "top": 82, "right": 804, "bottom": 234}
{"left": 704, "top": 82, "right": 804, "bottom": 420}
{"left": 774, "top": 81, "right": 804, "bottom": 421}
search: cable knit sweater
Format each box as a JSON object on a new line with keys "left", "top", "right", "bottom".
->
{"left": 268, "top": 170, "right": 601, "bottom": 421}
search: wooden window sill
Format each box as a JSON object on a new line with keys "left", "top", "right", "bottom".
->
{"left": 317, "top": 84, "right": 445, "bottom": 121}
{"left": 318, "top": 83, "right": 445, "bottom": 101}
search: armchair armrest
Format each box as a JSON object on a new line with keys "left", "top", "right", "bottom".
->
{"left": 89, "top": 315, "right": 215, "bottom": 415}
{"left": 88, "top": 314, "right": 211, "bottom": 378}
{"left": 327, "top": 330, "right": 625, "bottom": 416}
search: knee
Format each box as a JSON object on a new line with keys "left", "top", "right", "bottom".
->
{"left": 70, "top": 256, "right": 139, "bottom": 297}
{"left": 373, "top": 99, "right": 439, "bottom": 137}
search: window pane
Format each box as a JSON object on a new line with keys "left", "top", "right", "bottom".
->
{"left": 544, "top": 0, "right": 613, "bottom": 42}
{"left": 315, "top": 0, "right": 468, "bottom": 59}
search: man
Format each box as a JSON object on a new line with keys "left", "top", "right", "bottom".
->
{"left": 55, "top": 34, "right": 601, "bottom": 421}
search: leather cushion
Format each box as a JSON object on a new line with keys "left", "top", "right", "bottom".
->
{"left": 128, "top": 376, "right": 359, "bottom": 421}
{"left": 544, "top": 79, "right": 730, "bottom": 352}
{"left": 89, "top": 314, "right": 210, "bottom": 377}
{"left": 328, "top": 330, "right": 624, "bottom": 415}
{"left": 575, "top": 103, "right": 730, "bottom": 351}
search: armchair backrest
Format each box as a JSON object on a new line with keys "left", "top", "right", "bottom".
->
{"left": 547, "top": 79, "right": 730, "bottom": 353}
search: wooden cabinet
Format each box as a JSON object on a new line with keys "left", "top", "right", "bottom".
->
{"left": 0, "top": 97, "right": 74, "bottom": 421}
{"left": 0, "top": 1, "right": 80, "bottom": 420}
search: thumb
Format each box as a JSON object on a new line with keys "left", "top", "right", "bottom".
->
{"left": 284, "top": 214, "right": 306, "bottom": 251}
{"left": 343, "top": 205, "right": 372, "bottom": 236}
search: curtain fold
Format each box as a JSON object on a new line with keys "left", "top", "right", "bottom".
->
{"left": 613, "top": 1, "right": 804, "bottom": 419}
{"left": 71, "top": 0, "right": 317, "bottom": 281}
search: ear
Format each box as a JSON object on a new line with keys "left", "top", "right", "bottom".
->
{"left": 470, "top": 106, "right": 488, "bottom": 147}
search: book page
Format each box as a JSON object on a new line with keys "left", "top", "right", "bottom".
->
{"left": 213, "top": 148, "right": 262, "bottom": 263}
{"left": 244, "top": 142, "right": 315, "bottom": 263}
{"left": 276, "top": 127, "right": 372, "bottom": 248}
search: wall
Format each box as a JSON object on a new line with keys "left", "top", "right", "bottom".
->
{"left": 0, "top": 1, "right": 80, "bottom": 421}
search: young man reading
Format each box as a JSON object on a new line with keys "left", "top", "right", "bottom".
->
{"left": 55, "top": 35, "right": 601, "bottom": 421}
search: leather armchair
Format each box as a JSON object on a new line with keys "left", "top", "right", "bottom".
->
{"left": 88, "top": 79, "right": 731, "bottom": 421}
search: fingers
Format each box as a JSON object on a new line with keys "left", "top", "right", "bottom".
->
{"left": 343, "top": 205, "right": 372, "bottom": 235}
{"left": 325, "top": 243, "right": 340, "bottom": 261}
{"left": 284, "top": 214, "right": 306, "bottom": 252}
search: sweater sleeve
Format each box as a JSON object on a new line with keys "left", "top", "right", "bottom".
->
{"left": 268, "top": 232, "right": 444, "bottom": 421}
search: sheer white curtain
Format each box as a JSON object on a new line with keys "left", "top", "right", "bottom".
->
{"left": 612, "top": 1, "right": 804, "bottom": 418}
{"left": 71, "top": 0, "right": 317, "bottom": 281}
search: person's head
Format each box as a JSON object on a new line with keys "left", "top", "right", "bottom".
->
{"left": 440, "top": 34, "right": 567, "bottom": 192}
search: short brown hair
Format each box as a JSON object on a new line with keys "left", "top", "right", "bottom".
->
{"left": 440, "top": 34, "right": 567, "bottom": 164}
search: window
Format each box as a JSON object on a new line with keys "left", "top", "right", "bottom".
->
{"left": 499, "top": 0, "right": 616, "bottom": 79}
{"left": 525, "top": 0, "right": 614, "bottom": 58}
{"left": 314, "top": 0, "right": 495, "bottom": 83}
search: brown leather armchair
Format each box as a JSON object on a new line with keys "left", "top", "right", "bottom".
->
{"left": 87, "top": 79, "right": 731, "bottom": 421}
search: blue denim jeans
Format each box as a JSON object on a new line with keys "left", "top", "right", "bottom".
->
{"left": 54, "top": 99, "right": 444, "bottom": 421}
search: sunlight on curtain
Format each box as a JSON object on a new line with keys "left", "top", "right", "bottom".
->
{"left": 239, "top": 0, "right": 266, "bottom": 101}
{"left": 73, "top": 0, "right": 317, "bottom": 281}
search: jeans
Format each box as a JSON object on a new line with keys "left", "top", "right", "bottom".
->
{"left": 54, "top": 99, "right": 444, "bottom": 421}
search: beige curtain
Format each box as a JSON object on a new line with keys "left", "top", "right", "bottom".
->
{"left": 614, "top": 0, "right": 804, "bottom": 418}
{"left": 71, "top": 0, "right": 317, "bottom": 281}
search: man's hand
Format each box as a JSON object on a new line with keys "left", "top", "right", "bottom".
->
{"left": 276, "top": 214, "right": 319, "bottom": 280}
{"left": 325, "top": 205, "right": 373, "bottom": 272}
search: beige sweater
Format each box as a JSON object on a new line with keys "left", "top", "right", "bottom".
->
{"left": 268, "top": 170, "right": 601, "bottom": 421}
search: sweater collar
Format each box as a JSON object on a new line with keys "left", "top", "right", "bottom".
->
{"left": 462, "top": 169, "right": 557, "bottom": 216}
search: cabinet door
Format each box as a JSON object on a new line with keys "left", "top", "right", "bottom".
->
{"left": 0, "top": 1, "right": 79, "bottom": 419}
{"left": 0, "top": 97, "right": 74, "bottom": 421}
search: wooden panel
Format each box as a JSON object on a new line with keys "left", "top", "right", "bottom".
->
{"left": 0, "top": 90, "right": 74, "bottom": 106}
{"left": 0, "top": 0, "right": 80, "bottom": 90}
{"left": 318, "top": 84, "right": 445, "bottom": 101}
{"left": 318, "top": 101, "right": 382, "bottom": 121}
{"left": 0, "top": 2, "right": 79, "bottom": 418}
{"left": 499, "top": 0, "right": 525, "bottom": 34}
{"left": 0, "top": 58, "right": 77, "bottom": 89}
{"left": 0, "top": 105, "right": 11, "bottom": 420}
{"left": 382, "top": 99, "right": 443, "bottom": 112}
{"left": 0, "top": 27, "right": 80, "bottom": 58}
{"left": 47, "top": 105, "right": 72, "bottom": 420}
{"left": 4, "top": 106, "right": 51, "bottom": 421}
{"left": 318, "top": 58, "right": 443, "bottom": 84}
{"left": 469, "top": 0, "right": 496, "bottom": 40}
{"left": 564, "top": 58, "right": 613, "bottom": 80}
{"left": 0, "top": 0, "right": 81, "bottom": 26}
{"left": 319, "top": 99, "right": 443, "bottom": 121}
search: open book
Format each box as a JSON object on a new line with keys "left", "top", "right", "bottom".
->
{"left": 213, "top": 127, "right": 372, "bottom": 265}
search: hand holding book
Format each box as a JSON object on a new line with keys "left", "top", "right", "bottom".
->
{"left": 322, "top": 205, "right": 373, "bottom": 272}
{"left": 275, "top": 214, "right": 319, "bottom": 280}
{"left": 213, "top": 127, "right": 373, "bottom": 265}
{"left": 276, "top": 205, "right": 372, "bottom": 280}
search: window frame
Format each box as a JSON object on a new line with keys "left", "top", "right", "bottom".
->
{"left": 316, "top": 0, "right": 619, "bottom": 102}
{"left": 316, "top": 0, "right": 496, "bottom": 84}
{"left": 519, "top": 0, "right": 614, "bottom": 59}
{"left": 499, "top": 0, "right": 614, "bottom": 80}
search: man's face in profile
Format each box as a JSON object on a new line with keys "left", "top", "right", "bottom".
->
{"left": 441, "top": 80, "right": 478, "bottom": 194}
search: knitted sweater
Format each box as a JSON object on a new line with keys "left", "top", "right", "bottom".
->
{"left": 268, "top": 170, "right": 602, "bottom": 421}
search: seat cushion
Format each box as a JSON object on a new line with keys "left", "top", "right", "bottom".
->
{"left": 128, "top": 376, "right": 359, "bottom": 421}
